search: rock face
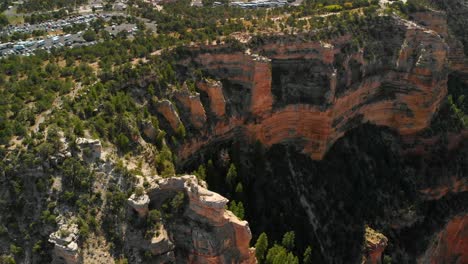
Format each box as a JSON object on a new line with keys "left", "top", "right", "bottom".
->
{"left": 156, "top": 99, "right": 183, "bottom": 132}
{"left": 142, "top": 119, "right": 158, "bottom": 141}
{"left": 425, "top": 0, "right": 468, "bottom": 82}
{"left": 149, "top": 224, "right": 175, "bottom": 256}
{"left": 197, "top": 79, "right": 226, "bottom": 118}
{"left": 75, "top": 138, "right": 101, "bottom": 160}
{"left": 48, "top": 218, "right": 80, "bottom": 264}
{"left": 127, "top": 193, "right": 150, "bottom": 218}
{"left": 128, "top": 175, "right": 255, "bottom": 264}
{"left": 362, "top": 227, "right": 388, "bottom": 264}
{"left": 173, "top": 14, "right": 449, "bottom": 161}
{"left": 173, "top": 88, "right": 207, "bottom": 129}
{"left": 418, "top": 214, "right": 468, "bottom": 264}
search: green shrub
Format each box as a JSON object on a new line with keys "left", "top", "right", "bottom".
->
{"left": 324, "top": 4, "right": 343, "bottom": 12}
{"left": 83, "top": 30, "right": 97, "bottom": 42}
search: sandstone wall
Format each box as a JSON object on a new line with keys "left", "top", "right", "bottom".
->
{"left": 128, "top": 175, "right": 256, "bottom": 264}
{"left": 174, "top": 15, "right": 450, "bottom": 161}
{"left": 156, "top": 99, "right": 183, "bottom": 132}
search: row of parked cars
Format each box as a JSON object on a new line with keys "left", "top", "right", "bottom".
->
{"left": 0, "top": 13, "right": 112, "bottom": 36}
{"left": 0, "top": 32, "right": 95, "bottom": 58}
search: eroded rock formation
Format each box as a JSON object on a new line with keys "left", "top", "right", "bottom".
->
{"left": 128, "top": 193, "right": 150, "bottom": 218}
{"left": 172, "top": 14, "right": 450, "bottom": 161}
{"left": 156, "top": 9, "right": 468, "bottom": 263}
{"left": 362, "top": 227, "right": 388, "bottom": 264}
{"left": 197, "top": 79, "right": 226, "bottom": 118}
{"left": 156, "top": 99, "right": 183, "bottom": 132}
{"left": 173, "top": 87, "right": 207, "bottom": 130}
{"left": 127, "top": 175, "right": 255, "bottom": 264}
{"left": 49, "top": 217, "right": 80, "bottom": 264}
{"left": 75, "top": 137, "right": 101, "bottom": 160}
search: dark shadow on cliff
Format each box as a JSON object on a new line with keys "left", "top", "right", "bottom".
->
{"left": 179, "top": 121, "right": 468, "bottom": 263}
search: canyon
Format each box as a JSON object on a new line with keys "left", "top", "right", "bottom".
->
{"left": 148, "top": 6, "right": 468, "bottom": 264}
{"left": 167, "top": 14, "right": 450, "bottom": 162}
{"left": 2, "top": 1, "right": 468, "bottom": 264}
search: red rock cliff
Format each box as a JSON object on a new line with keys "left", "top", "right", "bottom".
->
{"left": 128, "top": 175, "right": 256, "bottom": 264}
{"left": 418, "top": 214, "right": 468, "bottom": 264}
{"left": 173, "top": 15, "right": 449, "bottom": 161}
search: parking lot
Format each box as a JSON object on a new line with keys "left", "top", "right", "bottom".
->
{"left": 0, "top": 16, "right": 148, "bottom": 58}
{"left": 0, "top": 31, "right": 94, "bottom": 57}
{"left": 1, "top": 13, "right": 109, "bottom": 36}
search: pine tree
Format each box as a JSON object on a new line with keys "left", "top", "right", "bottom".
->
{"left": 281, "top": 231, "right": 295, "bottom": 251}
{"left": 255, "top": 232, "right": 269, "bottom": 263}
{"left": 303, "top": 246, "right": 313, "bottom": 264}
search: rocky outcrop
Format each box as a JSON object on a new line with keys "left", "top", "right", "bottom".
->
{"left": 127, "top": 175, "right": 255, "bottom": 264}
{"left": 75, "top": 138, "right": 101, "bottom": 160}
{"left": 197, "top": 79, "right": 226, "bottom": 118}
{"left": 155, "top": 99, "right": 183, "bottom": 132}
{"left": 173, "top": 88, "right": 207, "bottom": 129}
{"left": 127, "top": 193, "right": 150, "bottom": 218}
{"left": 419, "top": 1, "right": 468, "bottom": 82}
{"left": 410, "top": 10, "right": 448, "bottom": 39}
{"left": 418, "top": 214, "right": 468, "bottom": 264}
{"left": 141, "top": 119, "right": 158, "bottom": 141}
{"left": 48, "top": 218, "right": 80, "bottom": 264}
{"left": 174, "top": 14, "right": 449, "bottom": 161}
{"left": 362, "top": 227, "right": 388, "bottom": 264}
{"left": 149, "top": 224, "right": 175, "bottom": 257}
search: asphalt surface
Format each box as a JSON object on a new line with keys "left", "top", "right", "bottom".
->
{"left": 1, "top": 13, "right": 106, "bottom": 36}
{"left": 0, "top": 22, "right": 144, "bottom": 57}
{"left": 0, "top": 11, "right": 156, "bottom": 58}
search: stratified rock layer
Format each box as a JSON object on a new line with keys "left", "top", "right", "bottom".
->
{"left": 49, "top": 218, "right": 80, "bottom": 264}
{"left": 156, "top": 99, "right": 183, "bottom": 132}
{"left": 128, "top": 175, "right": 255, "bottom": 264}
{"left": 174, "top": 15, "right": 449, "bottom": 161}
{"left": 127, "top": 193, "right": 150, "bottom": 218}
